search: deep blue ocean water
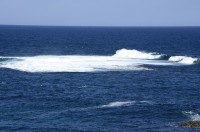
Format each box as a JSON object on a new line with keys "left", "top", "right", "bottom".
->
{"left": 0, "top": 26, "right": 200, "bottom": 131}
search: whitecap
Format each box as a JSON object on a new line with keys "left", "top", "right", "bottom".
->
{"left": 98, "top": 101, "right": 136, "bottom": 108}
{"left": 169, "top": 56, "right": 198, "bottom": 65}
{"left": 98, "top": 100, "right": 153, "bottom": 108}
{"left": 113, "top": 48, "right": 164, "bottom": 59}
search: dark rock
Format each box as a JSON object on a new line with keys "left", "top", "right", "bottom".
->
{"left": 179, "top": 121, "right": 200, "bottom": 127}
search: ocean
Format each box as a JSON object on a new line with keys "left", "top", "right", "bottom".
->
{"left": 0, "top": 26, "right": 200, "bottom": 131}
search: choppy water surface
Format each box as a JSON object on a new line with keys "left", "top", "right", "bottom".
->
{"left": 0, "top": 26, "right": 200, "bottom": 131}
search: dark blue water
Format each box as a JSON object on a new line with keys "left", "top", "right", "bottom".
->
{"left": 0, "top": 26, "right": 200, "bottom": 131}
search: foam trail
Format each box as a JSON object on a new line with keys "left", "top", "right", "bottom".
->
{"left": 99, "top": 101, "right": 136, "bottom": 108}
{"left": 98, "top": 100, "right": 153, "bottom": 108}
{"left": 182, "top": 111, "right": 200, "bottom": 121}
{"left": 169, "top": 56, "right": 198, "bottom": 65}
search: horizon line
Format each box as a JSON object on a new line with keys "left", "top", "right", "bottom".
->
{"left": 0, "top": 24, "right": 200, "bottom": 28}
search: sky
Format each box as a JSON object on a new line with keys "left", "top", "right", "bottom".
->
{"left": 0, "top": 0, "right": 200, "bottom": 26}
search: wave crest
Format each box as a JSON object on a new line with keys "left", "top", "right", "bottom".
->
{"left": 113, "top": 49, "right": 163, "bottom": 59}
{"left": 169, "top": 56, "right": 198, "bottom": 65}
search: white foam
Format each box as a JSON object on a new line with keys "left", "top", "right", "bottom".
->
{"left": 0, "top": 55, "right": 150, "bottom": 72}
{"left": 113, "top": 49, "right": 163, "bottom": 59}
{"left": 169, "top": 56, "right": 198, "bottom": 65}
{"left": 0, "top": 49, "right": 198, "bottom": 72}
{"left": 99, "top": 101, "right": 136, "bottom": 108}
{"left": 98, "top": 100, "right": 153, "bottom": 108}
{"left": 182, "top": 111, "right": 200, "bottom": 121}
{"left": 0, "top": 55, "right": 170, "bottom": 73}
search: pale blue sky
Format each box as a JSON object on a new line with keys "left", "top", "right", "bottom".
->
{"left": 0, "top": 0, "right": 200, "bottom": 26}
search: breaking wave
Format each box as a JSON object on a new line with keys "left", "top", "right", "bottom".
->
{"left": 0, "top": 49, "right": 198, "bottom": 73}
{"left": 182, "top": 111, "right": 200, "bottom": 121}
{"left": 169, "top": 56, "right": 198, "bottom": 65}
{"left": 113, "top": 49, "right": 164, "bottom": 59}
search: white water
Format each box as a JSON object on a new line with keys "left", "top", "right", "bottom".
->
{"left": 113, "top": 49, "right": 163, "bottom": 59}
{"left": 0, "top": 55, "right": 150, "bottom": 72}
{"left": 169, "top": 56, "right": 198, "bottom": 65}
{"left": 0, "top": 49, "right": 198, "bottom": 72}
{"left": 182, "top": 111, "right": 200, "bottom": 121}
